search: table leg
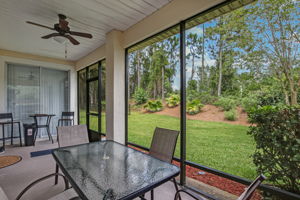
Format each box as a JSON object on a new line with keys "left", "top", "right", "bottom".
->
{"left": 47, "top": 126, "right": 54, "bottom": 144}
{"left": 55, "top": 164, "right": 59, "bottom": 185}
{"left": 2, "top": 125, "right": 5, "bottom": 152}
{"left": 11, "top": 122, "right": 13, "bottom": 145}
{"left": 18, "top": 122, "right": 22, "bottom": 147}
{"left": 33, "top": 128, "right": 38, "bottom": 146}
{"left": 151, "top": 190, "right": 154, "bottom": 200}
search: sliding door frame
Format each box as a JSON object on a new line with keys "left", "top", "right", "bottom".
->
{"left": 77, "top": 59, "right": 106, "bottom": 141}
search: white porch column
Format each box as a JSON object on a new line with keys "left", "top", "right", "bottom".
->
{"left": 105, "top": 30, "right": 125, "bottom": 144}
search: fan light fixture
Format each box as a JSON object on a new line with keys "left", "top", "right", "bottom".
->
{"left": 53, "top": 36, "right": 67, "bottom": 44}
{"left": 52, "top": 36, "right": 68, "bottom": 59}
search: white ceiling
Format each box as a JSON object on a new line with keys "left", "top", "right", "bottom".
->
{"left": 0, "top": 0, "right": 172, "bottom": 61}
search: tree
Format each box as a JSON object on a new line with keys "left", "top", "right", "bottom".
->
{"left": 248, "top": 0, "right": 300, "bottom": 105}
{"left": 186, "top": 33, "right": 202, "bottom": 81}
{"left": 205, "top": 7, "right": 254, "bottom": 96}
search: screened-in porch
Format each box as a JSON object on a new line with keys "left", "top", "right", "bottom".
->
{"left": 0, "top": 0, "right": 299, "bottom": 200}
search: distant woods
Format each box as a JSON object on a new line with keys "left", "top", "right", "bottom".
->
{"left": 128, "top": 0, "right": 299, "bottom": 106}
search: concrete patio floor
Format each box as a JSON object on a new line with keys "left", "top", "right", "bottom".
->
{"left": 0, "top": 140, "right": 200, "bottom": 200}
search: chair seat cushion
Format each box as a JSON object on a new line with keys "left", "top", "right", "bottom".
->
{"left": 48, "top": 188, "right": 80, "bottom": 200}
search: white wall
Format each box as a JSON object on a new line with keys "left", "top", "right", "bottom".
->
{"left": 0, "top": 55, "right": 77, "bottom": 123}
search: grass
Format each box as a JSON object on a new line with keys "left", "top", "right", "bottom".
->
{"left": 81, "top": 110, "right": 257, "bottom": 179}
{"left": 128, "top": 112, "right": 257, "bottom": 179}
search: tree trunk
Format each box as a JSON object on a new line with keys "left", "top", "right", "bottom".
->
{"left": 217, "top": 39, "right": 223, "bottom": 97}
{"left": 191, "top": 55, "right": 195, "bottom": 80}
{"left": 137, "top": 51, "right": 141, "bottom": 89}
{"left": 162, "top": 66, "right": 165, "bottom": 100}
{"left": 201, "top": 24, "right": 205, "bottom": 85}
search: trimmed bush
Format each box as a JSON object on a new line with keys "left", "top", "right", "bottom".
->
{"left": 248, "top": 106, "right": 300, "bottom": 194}
{"left": 144, "top": 100, "right": 163, "bottom": 112}
{"left": 214, "top": 97, "right": 236, "bottom": 111}
{"left": 224, "top": 109, "right": 237, "bottom": 121}
{"left": 187, "top": 99, "right": 204, "bottom": 115}
{"left": 133, "top": 88, "right": 148, "bottom": 105}
{"left": 166, "top": 94, "right": 180, "bottom": 108}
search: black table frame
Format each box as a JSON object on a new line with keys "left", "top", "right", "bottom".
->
{"left": 29, "top": 114, "right": 55, "bottom": 145}
{"left": 52, "top": 141, "right": 180, "bottom": 200}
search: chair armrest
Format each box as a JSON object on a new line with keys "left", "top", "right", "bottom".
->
{"left": 16, "top": 173, "right": 69, "bottom": 200}
{"left": 174, "top": 189, "right": 205, "bottom": 200}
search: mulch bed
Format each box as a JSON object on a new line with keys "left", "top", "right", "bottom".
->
{"left": 129, "top": 145, "right": 261, "bottom": 200}
{"left": 172, "top": 161, "right": 262, "bottom": 200}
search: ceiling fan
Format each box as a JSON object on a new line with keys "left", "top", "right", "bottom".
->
{"left": 26, "top": 14, "right": 93, "bottom": 45}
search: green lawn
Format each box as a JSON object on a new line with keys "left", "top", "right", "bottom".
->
{"left": 81, "top": 110, "right": 257, "bottom": 179}
{"left": 128, "top": 112, "right": 257, "bottom": 179}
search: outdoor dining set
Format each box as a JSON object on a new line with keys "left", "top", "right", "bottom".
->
{"left": 0, "top": 112, "right": 74, "bottom": 152}
{"left": 0, "top": 112, "right": 264, "bottom": 200}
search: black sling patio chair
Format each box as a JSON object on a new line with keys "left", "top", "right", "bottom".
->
{"left": 140, "top": 127, "right": 181, "bottom": 200}
{"left": 174, "top": 174, "right": 266, "bottom": 200}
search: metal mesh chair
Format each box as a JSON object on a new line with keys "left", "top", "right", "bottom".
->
{"left": 174, "top": 174, "right": 266, "bottom": 200}
{"left": 58, "top": 112, "right": 75, "bottom": 127}
{"left": 55, "top": 125, "right": 89, "bottom": 185}
{"left": 0, "top": 173, "right": 79, "bottom": 200}
{"left": 57, "top": 124, "right": 89, "bottom": 148}
{"left": 142, "top": 127, "right": 181, "bottom": 200}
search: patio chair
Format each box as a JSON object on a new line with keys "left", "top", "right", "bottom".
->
{"left": 55, "top": 125, "right": 89, "bottom": 184}
{"left": 0, "top": 173, "right": 80, "bottom": 200}
{"left": 57, "top": 112, "right": 75, "bottom": 127}
{"left": 174, "top": 174, "right": 266, "bottom": 200}
{"left": 141, "top": 127, "right": 181, "bottom": 200}
{"left": 0, "top": 113, "right": 22, "bottom": 149}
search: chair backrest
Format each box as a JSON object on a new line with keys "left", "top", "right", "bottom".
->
{"left": 0, "top": 113, "right": 13, "bottom": 121}
{"left": 61, "top": 112, "right": 74, "bottom": 119}
{"left": 149, "top": 127, "right": 180, "bottom": 163}
{"left": 57, "top": 125, "right": 89, "bottom": 148}
{"left": 237, "top": 174, "right": 266, "bottom": 200}
{"left": 0, "top": 186, "right": 9, "bottom": 200}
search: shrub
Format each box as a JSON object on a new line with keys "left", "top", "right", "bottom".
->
{"left": 199, "top": 93, "right": 218, "bottom": 104}
{"left": 187, "top": 99, "right": 204, "bottom": 115}
{"left": 144, "top": 100, "right": 163, "bottom": 112}
{"left": 133, "top": 88, "right": 148, "bottom": 105}
{"left": 187, "top": 90, "right": 199, "bottom": 102}
{"left": 166, "top": 94, "right": 180, "bottom": 108}
{"left": 224, "top": 109, "right": 237, "bottom": 121}
{"left": 241, "top": 97, "right": 257, "bottom": 113}
{"left": 248, "top": 105, "right": 300, "bottom": 194}
{"left": 214, "top": 97, "right": 236, "bottom": 111}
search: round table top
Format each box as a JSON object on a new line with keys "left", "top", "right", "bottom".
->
{"left": 29, "top": 114, "right": 56, "bottom": 117}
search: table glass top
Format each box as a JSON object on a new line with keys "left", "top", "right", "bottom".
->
{"left": 52, "top": 141, "right": 180, "bottom": 200}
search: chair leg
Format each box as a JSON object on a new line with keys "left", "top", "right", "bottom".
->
{"left": 46, "top": 126, "right": 54, "bottom": 144}
{"left": 151, "top": 190, "right": 154, "bottom": 200}
{"left": 55, "top": 164, "right": 59, "bottom": 185}
{"left": 18, "top": 122, "right": 22, "bottom": 147}
{"left": 173, "top": 178, "right": 182, "bottom": 200}
{"left": 11, "top": 123, "right": 13, "bottom": 145}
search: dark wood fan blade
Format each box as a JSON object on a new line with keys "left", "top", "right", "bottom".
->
{"left": 64, "top": 35, "right": 80, "bottom": 45}
{"left": 41, "top": 33, "right": 61, "bottom": 39}
{"left": 68, "top": 31, "right": 93, "bottom": 38}
{"left": 26, "top": 21, "right": 55, "bottom": 30}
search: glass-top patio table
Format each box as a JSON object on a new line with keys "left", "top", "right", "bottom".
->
{"left": 52, "top": 140, "right": 180, "bottom": 200}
